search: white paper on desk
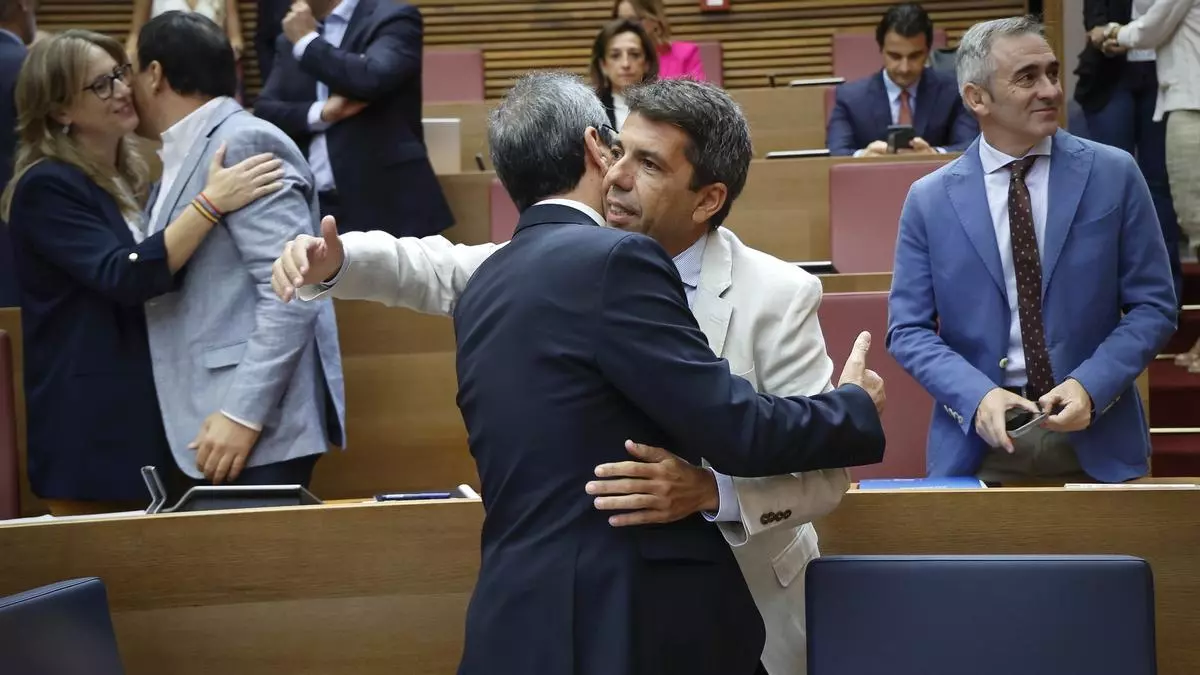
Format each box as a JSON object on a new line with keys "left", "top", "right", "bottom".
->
{"left": 1063, "top": 483, "right": 1200, "bottom": 490}
{"left": 0, "top": 510, "right": 146, "bottom": 525}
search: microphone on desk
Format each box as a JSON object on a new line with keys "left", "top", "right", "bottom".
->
{"left": 767, "top": 74, "right": 777, "bottom": 88}
{"left": 474, "top": 153, "right": 486, "bottom": 171}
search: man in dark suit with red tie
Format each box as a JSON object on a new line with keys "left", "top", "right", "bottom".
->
{"left": 0, "top": 0, "right": 35, "bottom": 307}
{"left": 826, "top": 2, "right": 978, "bottom": 157}
{"left": 254, "top": 0, "right": 453, "bottom": 238}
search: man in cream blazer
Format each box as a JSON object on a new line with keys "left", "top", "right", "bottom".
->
{"left": 275, "top": 79, "right": 874, "bottom": 674}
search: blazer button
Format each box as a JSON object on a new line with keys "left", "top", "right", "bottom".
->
{"left": 128, "top": 252, "right": 139, "bottom": 262}
{"left": 999, "top": 357, "right": 1009, "bottom": 368}
{"left": 782, "top": 509, "right": 792, "bottom": 520}
{"left": 760, "top": 514, "right": 771, "bottom": 526}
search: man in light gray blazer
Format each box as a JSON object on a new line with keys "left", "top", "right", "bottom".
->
{"left": 131, "top": 11, "right": 345, "bottom": 491}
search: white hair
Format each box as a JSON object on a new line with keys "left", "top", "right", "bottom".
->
{"left": 956, "top": 16, "right": 1045, "bottom": 100}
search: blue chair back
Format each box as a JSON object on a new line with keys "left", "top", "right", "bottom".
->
{"left": 0, "top": 577, "right": 126, "bottom": 675}
{"left": 806, "top": 555, "right": 1156, "bottom": 675}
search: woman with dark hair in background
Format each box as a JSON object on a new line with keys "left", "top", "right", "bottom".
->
{"left": 589, "top": 18, "right": 658, "bottom": 130}
{"left": 613, "top": 0, "right": 705, "bottom": 81}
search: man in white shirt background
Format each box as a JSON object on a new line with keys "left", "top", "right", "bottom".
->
{"left": 272, "top": 78, "right": 885, "bottom": 675}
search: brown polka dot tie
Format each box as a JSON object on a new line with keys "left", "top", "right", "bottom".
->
{"left": 1008, "top": 156, "right": 1054, "bottom": 401}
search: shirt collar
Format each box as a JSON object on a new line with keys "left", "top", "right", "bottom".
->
{"left": 978, "top": 134, "right": 1054, "bottom": 174}
{"left": 158, "top": 96, "right": 230, "bottom": 163}
{"left": 672, "top": 234, "right": 707, "bottom": 289}
{"left": 881, "top": 68, "right": 919, "bottom": 102}
{"left": 327, "top": 0, "right": 360, "bottom": 23}
{"left": 534, "top": 198, "right": 606, "bottom": 228}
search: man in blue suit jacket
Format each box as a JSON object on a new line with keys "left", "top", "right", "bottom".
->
{"left": 888, "top": 17, "right": 1176, "bottom": 484}
{"left": 254, "top": 0, "right": 454, "bottom": 238}
{"left": 826, "top": 3, "right": 979, "bottom": 157}
{"left": 453, "top": 73, "right": 886, "bottom": 675}
{"left": 0, "top": 0, "right": 34, "bottom": 308}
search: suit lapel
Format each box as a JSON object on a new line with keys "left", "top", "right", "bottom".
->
{"left": 913, "top": 70, "right": 935, "bottom": 139}
{"left": 338, "top": 0, "right": 375, "bottom": 50}
{"left": 1041, "top": 130, "right": 1091, "bottom": 296}
{"left": 947, "top": 141, "right": 1006, "bottom": 296}
{"left": 691, "top": 230, "right": 733, "bottom": 357}
{"left": 152, "top": 99, "right": 244, "bottom": 234}
{"left": 868, "top": 74, "right": 893, "bottom": 137}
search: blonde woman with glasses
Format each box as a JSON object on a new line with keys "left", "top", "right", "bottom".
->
{"left": 2, "top": 30, "right": 281, "bottom": 515}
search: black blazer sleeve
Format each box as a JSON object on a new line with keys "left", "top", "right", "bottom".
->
{"left": 254, "top": 36, "right": 319, "bottom": 138}
{"left": 298, "top": 6, "right": 423, "bottom": 102}
{"left": 8, "top": 167, "right": 175, "bottom": 306}
{"left": 594, "top": 235, "right": 885, "bottom": 477}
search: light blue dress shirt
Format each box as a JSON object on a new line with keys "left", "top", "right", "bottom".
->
{"left": 292, "top": 0, "right": 361, "bottom": 194}
{"left": 978, "top": 134, "right": 1053, "bottom": 389}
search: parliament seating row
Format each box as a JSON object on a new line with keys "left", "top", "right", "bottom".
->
{"left": 0, "top": 577, "right": 126, "bottom": 675}
{"left": 0, "top": 488, "right": 1194, "bottom": 674}
{"left": 422, "top": 42, "right": 725, "bottom": 104}
{"left": 477, "top": 154, "right": 954, "bottom": 270}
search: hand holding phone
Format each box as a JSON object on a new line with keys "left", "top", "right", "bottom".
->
{"left": 887, "top": 124, "right": 915, "bottom": 153}
{"left": 1005, "top": 409, "right": 1046, "bottom": 438}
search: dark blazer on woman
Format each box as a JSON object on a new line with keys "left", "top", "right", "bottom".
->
{"left": 7, "top": 160, "right": 178, "bottom": 501}
{"left": 1075, "top": 0, "right": 1133, "bottom": 112}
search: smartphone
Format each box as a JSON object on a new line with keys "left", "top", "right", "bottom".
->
{"left": 1005, "top": 409, "right": 1046, "bottom": 438}
{"left": 887, "top": 124, "right": 915, "bottom": 153}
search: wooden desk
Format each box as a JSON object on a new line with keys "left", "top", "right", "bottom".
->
{"left": 426, "top": 87, "right": 832, "bottom": 164}
{"left": 0, "top": 487, "right": 1196, "bottom": 674}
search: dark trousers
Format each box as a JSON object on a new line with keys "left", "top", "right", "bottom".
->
{"left": 1083, "top": 61, "right": 1184, "bottom": 305}
{"left": 318, "top": 190, "right": 341, "bottom": 228}
{"left": 163, "top": 453, "right": 321, "bottom": 504}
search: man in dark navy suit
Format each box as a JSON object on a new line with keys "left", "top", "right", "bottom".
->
{"left": 254, "top": 0, "right": 453, "bottom": 238}
{"left": 254, "top": 0, "right": 292, "bottom": 85}
{"left": 450, "top": 72, "right": 886, "bottom": 675}
{"left": 826, "top": 2, "right": 979, "bottom": 157}
{"left": 0, "top": 0, "right": 35, "bottom": 308}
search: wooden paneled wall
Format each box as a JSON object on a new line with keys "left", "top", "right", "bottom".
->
{"left": 39, "top": 0, "right": 1026, "bottom": 100}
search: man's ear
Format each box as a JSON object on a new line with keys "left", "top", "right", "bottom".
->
{"left": 583, "top": 127, "right": 612, "bottom": 173}
{"left": 691, "top": 182, "right": 728, "bottom": 226}
{"left": 962, "top": 82, "right": 988, "bottom": 117}
{"left": 146, "top": 60, "right": 165, "bottom": 93}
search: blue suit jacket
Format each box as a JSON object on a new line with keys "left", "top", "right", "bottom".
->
{"left": 7, "top": 161, "right": 180, "bottom": 500}
{"left": 453, "top": 204, "right": 885, "bottom": 675}
{"left": 826, "top": 68, "right": 979, "bottom": 156}
{"left": 887, "top": 131, "right": 1177, "bottom": 482}
{"left": 254, "top": 0, "right": 453, "bottom": 238}
{"left": 0, "top": 36, "right": 26, "bottom": 308}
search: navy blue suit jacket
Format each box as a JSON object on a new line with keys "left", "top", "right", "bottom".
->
{"left": 826, "top": 68, "right": 979, "bottom": 156}
{"left": 254, "top": 0, "right": 453, "bottom": 238}
{"left": 7, "top": 161, "right": 179, "bottom": 500}
{"left": 0, "top": 35, "right": 26, "bottom": 308}
{"left": 453, "top": 203, "right": 885, "bottom": 675}
{"left": 887, "top": 131, "right": 1176, "bottom": 482}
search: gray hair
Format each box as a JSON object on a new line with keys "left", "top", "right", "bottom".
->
{"left": 623, "top": 79, "right": 753, "bottom": 228}
{"left": 487, "top": 72, "right": 608, "bottom": 212}
{"left": 955, "top": 16, "right": 1045, "bottom": 99}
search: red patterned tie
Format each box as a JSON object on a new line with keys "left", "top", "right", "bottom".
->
{"left": 898, "top": 90, "right": 912, "bottom": 126}
{"left": 1007, "top": 156, "right": 1055, "bottom": 401}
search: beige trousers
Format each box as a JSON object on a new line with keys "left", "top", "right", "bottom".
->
{"left": 1166, "top": 110, "right": 1200, "bottom": 250}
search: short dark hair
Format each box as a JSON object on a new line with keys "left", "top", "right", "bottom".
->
{"left": 488, "top": 72, "right": 608, "bottom": 212}
{"left": 623, "top": 79, "right": 752, "bottom": 228}
{"left": 876, "top": 2, "right": 934, "bottom": 49}
{"left": 589, "top": 18, "right": 659, "bottom": 96}
{"left": 137, "top": 10, "right": 235, "bottom": 99}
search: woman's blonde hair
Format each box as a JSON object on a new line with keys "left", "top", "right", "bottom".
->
{"left": 612, "top": 0, "right": 672, "bottom": 43}
{"left": 1, "top": 30, "right": 148, "bottom": 221}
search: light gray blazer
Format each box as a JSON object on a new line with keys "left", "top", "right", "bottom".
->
{"left": 143, "top": 98, "right": 346, "bottom": 478}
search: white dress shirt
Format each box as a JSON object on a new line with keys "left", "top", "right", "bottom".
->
{"left": 148, "top": 96, "right": 229, "bottom": 232}
{"left": 1127, "top": 0, "right": 1158, "bottom": 62}
{"left": 612, "top": 92, "right": 631, "bottom": 130}
{"left": 293, "top": 0, "right": 361, "bottom": 194}
{"left": 978, "top": 134, "right": 1053, "bottom": 389}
